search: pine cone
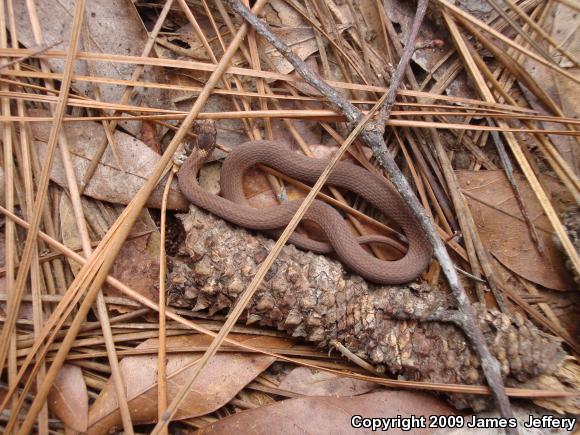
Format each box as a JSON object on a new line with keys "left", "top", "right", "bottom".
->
{"left": 167, "top": 206, "right": 565, "bottom": 410}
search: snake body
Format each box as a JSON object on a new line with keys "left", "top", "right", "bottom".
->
{"left": 177, "top": 138, "right": 432, "bottom": 284}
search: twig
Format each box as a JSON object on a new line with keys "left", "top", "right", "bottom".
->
{"left": 22, "top": 1, "right": 134, "bottom": 431}
{"left": 330, "top": 340, "right": 379, "bottom": 374}
{"left": 445, "top": 10, "right": 579, "bottom": 272}
{"left": 0, "top": 1, "right": 21, "bottom": 429}
{"left": 485, "top": 0, "right": 554, "bottom": 63}
{"left": 226, "top": 0, "right": 515, "bottom": 423}
{"left": 503, "top": 0, "right": 578, "bottom": 68}
{"left": 437, "top": 0, "right": 579, "bottom": 84}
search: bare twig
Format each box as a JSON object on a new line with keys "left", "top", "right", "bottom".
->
{"left": 226, "top": 0, "right": 515, "bottom": 423}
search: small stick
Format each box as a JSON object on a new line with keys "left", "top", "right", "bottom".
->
{"left": 330, "top": 340, "right": 379, "bottom": 374}
{"left": 437, "top": 0, "right": 579, "bottom": 84}
{"left": 485, "top": 0, "right": 554, "bottom": 63}
{"left": 503, "top": 0, "right": 578, "bottom": 68}
{"left": 226, "top": 0, "right": 515, "bottom": 423}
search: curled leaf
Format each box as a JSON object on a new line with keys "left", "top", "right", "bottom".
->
{"left": 48, "top": 364, "right": 89, "bottom": 433}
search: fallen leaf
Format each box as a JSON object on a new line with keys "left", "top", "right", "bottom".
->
{"left": 264, "top": 0, "right": 306, "bottom": 28}
{"left": 12, "top": 0, "right": 168, "bottom": 137}
{"left": 456, "top": 170, "right": 575, "bottom": 290}
{"left": 59, "top": 194, "right": 161, "bottom": 306}
{"left": 32, "top": 117, "right": 188, "bottom": 210}
{"left": 87, "top": 334, "right": 293, "bottom": 434}
{"left": 141, "top": 121, "right": 161, "bottom": 153}
{"left": 385, "top": 0, "right": 448, "bottom": 72}
{"left": 47, "top": 364, "right": 89, "bottom": 433}
{"left": 454, "top": 0, "right": 495, "bottom": 21}
{"left": 108, "top": 209, "right": 161, "bottom": 306}
{"left": 520, "top": 3, "right": 580, "bottom": 176}
{"left": 199, "top": 162, "right": 222, "bottom": 195}
{"left": 279, "top": 367, "right": 377, "bottom": 397}
{"left": 198, "top": 390, "right": 453, "bottom": 434}
{"left": 259, "top": 26, "right": 320, "bottom": 75}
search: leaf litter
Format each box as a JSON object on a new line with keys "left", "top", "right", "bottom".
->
{"left": 0, "top": 0, "right": 579, "bottom": 433}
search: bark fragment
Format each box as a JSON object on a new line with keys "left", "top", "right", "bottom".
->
{"left": 167, "top": 206, "right": 565, "bottom": 410}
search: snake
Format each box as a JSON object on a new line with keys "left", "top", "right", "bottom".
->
{"left": 177, "top": 123, "right": 432, "bottom": 285}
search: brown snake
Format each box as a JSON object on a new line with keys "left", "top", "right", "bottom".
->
{"left": 177, "top": 127, "right": 432, "bottom": 285}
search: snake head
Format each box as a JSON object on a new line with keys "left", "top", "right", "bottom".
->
{"left": 177, "top": 120, "right": 217, "bottom": 167}
{"left": 193, "top": 120, "right": 217, "bottom": 155}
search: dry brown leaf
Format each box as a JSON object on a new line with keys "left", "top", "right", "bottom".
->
{"left": 140, "top": 121, "right": 161, "bottom": 153}
{"left": 385, "top": 0, "right": 448, "bottom": 71}
{"left": 259, "top": 26, "right": 324, "bottom": 75}
{"left": 87, "top": 334, "right": 293, "bottom": 434}
{"left": 47, "top": 364, "right": 89, "bottom": 433}
{"left": 451, "top": 0, "right": 495, "bottom": 21}
{"left": 520, "top": 3, "right": 580, "bottom": 176}
{"left": 456, "top": 170, "right": 575, "bottom": 291}
{"left": 278, "top": 367, "right": 377, "bottom": 397}
{"left": 155, "top": 18, "right": 243, "bottom": 77}
{"left": 199, "top": 162, "right": 222, "bottom": 196}
{"left": 32, "top": 117, "right": 188, "bottom": 210}
{"left": 386, "top": 0, "right": 475, "bottom": 100}
{"left": 108, "top": 209, "right": 161, "bottom": 306}
{"left": 264, "top": 0, "right": 306, "bottom": 28}
{"left": 198, "top": 390, "right": 453, "bottom": 434}
{"left": 13, "top": 0, "right": 168, "bottom": 136}
{"left": 59, "top": 194, "right": 161, "bottom": 306}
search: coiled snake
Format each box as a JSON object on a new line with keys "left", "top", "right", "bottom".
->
{"left": 177, "top": 123, "right": 432, "bottom": 284}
